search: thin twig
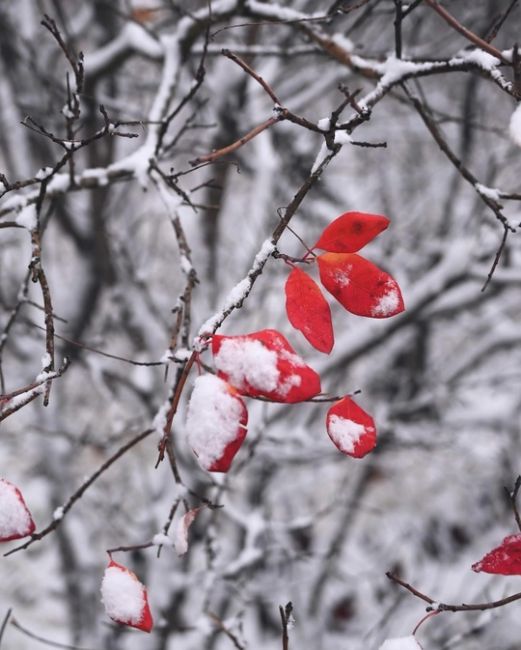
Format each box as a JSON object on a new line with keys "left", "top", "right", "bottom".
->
{"left": 0, "top": 609, "right": 12, "bottom": 649}
{"left": 4, "top": 429, "right": 154, "bottom": 556}
{"left": 387, "top": 572, "right": 521, "bottom": 611}
{"left": 423, "top": 0, "right": 509, "bottom": 64}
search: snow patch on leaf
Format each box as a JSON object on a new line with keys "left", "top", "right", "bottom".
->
{"left": 328, "top": 416, "right": 368, "bottom": 454}
{"left": 186, "top": 374, "right": 248, "bottom": 472}
{"left": 214, "top": 338, "right": 279, "bottom": 393}
{"left": 101, "top": 562, "right": 153, "bottom": 632}
{"left": 0, "top": 479, "right": 35, "bottom": 541}
{"left": 371, "top": 283, "right": 401, "bottom": 317}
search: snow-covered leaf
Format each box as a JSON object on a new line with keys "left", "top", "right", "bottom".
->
{"left": 212, "top": 329, "right": 321, "bottom": 403}
{"left": 326, "top": 397, "right": 376, "bottom": 458}
{"left": 186, "top": 374, "right": 248, "bottom": 472}
{"left": 0, "top": 478, "right": 35, "bottom": 542}
{"left": 101, "top": 560, "right": 153, "bottom": 632}
{"left": 285, "top": 267, "right": 334, "bottom": 353}
{"left": 315, "top": 211, "right": 389, "bottom": 253}
{"left": 472, "top": 534, "right": 521, "bottom": 575}
{"left": 317, "top": 253, "right": 404, "bottom": 318}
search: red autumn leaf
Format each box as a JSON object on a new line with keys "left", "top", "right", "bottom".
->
{"left": 186, "top": 374, "right": 248, "bottom": 473}
{"left": 326, "top": 397, "right": 376, "bottom": 458}
{"left": 101, "top": 560, "right": 153, "bottom": 632}
{"left": 285, "top": 267, "right": 334, "bottom": 354}
{"left": 212, "top": 329, "right": 321, "bottom": 403}
{"left": 472, "top": 534, "right": 521, "bottom": 575}
{"left": 317, "top": 253, "right": 405, "bottom": 318}
{"left": 315, "top": 211, "right": 390, "bottom": 253}
{"left": 0, "top": 478, "right": 36, "bottom": 542}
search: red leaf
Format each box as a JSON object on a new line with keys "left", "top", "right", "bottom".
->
{"left": 285, "top": 267, "right": 334, "bottom": 354}
{"left": 212, "top": 329, "right": 321, "bottom": 403}
{"left": 472, "top": 534, "right": 521, "bottom": 575}
{"left": 186, "top": 374, "right": 248, "bottom": 473}
{"left": 101, "top": 560, "right": 153, "bottom": 632}
{"left": 315, "top": 211, "right": 389, "bottom": 253}
{"left": 174, "top": 507, "right": 203, "bottom": 555}
{"left": 0, "top": 478, "right": 35, "bottom": 542}
{"left": 326, "top": 397, "right": 376, "bottom": 458}
{"left": 317, "top": 253, "right": 404, "bottom": 318}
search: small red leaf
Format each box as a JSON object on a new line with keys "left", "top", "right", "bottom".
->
{"left": 174, "top": 507, "right": 203, "bottom": 556}
{"left": 212, "top": 329, "right": 321, "bottom": 403}
{"left": 315, "top": 211, "right": 389, "bottom": 253}
{"left": 472, "top": 534, "right": 521, "bottom": 575}
{"left": 326, "top": 397, "right": 376, "bottom": 458}
{"left": 101, "top": 560, "right": 153, "bottom": 632}
{"left": 0, "top": 478, "right": 35, "bottom": 542}
{"left": 317, "top": 253, "right": 404, "bottom": 318}
{"left": 186, "top": 374, "right": 248, "bottom": 472}
{"left": 285, "top": 267, "right": 334, "bottom": 354}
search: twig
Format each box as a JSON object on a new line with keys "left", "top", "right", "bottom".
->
{"left": 10, "top": 618, "right": 99, "bottom": 650}
{"left": 4, "top": 429, "right": 154, "bottom": 556}
{"left": 279, "top": 602, "right": 293, "bottom": 650}
{"left": 222, "top": 49, "right": 282, "bottom": 104}
{"left": 423, "top": 0, "right": 509, "bottom": 64}
{"left": 386, "top": 572, "right": 521, "bottom": 611}
{"left": 505, "top": 475, "right": 521, "bottom": 532}
{"left": 0, "top": 609, "right": 11, "bottom": 649}
{"left": 190, "top": 116, "right": 280, "bottom": 165}
{"left": 208, "top": 612, "right": 246, "bottom": 650}
{"left": 481, "top": 225, "right": 509, "bottom": 292}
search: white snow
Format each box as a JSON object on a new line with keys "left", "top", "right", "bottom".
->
{"left": 15, "top": 204, "right": 37, "bottom": 230}
{"left": 475, "top": 183, "right": 501, "bottom": 201}
{"left": 328, "top": 416, "right": 369, "bottom": 454}
{"left": 53, "top": 506, "right": 64, "bottom": 521}
{"left": 0, "top": 479, "right": 33, "bottom": 539}
{"left": 197, "top": 240, "right": 275, "bottom": 335}
{"left": 317, "top": 117, "right": 330, "bottom": 131}
{"left": 379, "top": 637, "right": 422, "bottom": 650}
{"left": 185, "top": 374, "right": 246, "bottom": 470}
{"left": 41, "top": 353, "right": 52, "bottom": 369}
{"left": 334, "top": 130, "right": 352, "bottom": 145}
{"left": 214, "top": 338, "right": 279, "bottom": 393}
{"left": 333, "top": 269, "right": 350, "bottom": 287}
{"left": 509, "top": 103, "right": 521, "bottom": 147}
{"left": 152, "top": 533, "right": 173, "bottom": 547}
{"left": 371, "top": 284, "right": 400, "bottom": 317}
{"left": 101, "top": 564, "right": 146, "bottom": 625}
{"left": 462, "top": 49, "right": 500, "bottom": 70}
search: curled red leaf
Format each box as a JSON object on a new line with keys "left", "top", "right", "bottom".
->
{"left": 472, "top": 534, "right": 521, "bottom": 575}
{"left": 212, "top": 329, "right": 321, "bottom": 403}
{"left": 317, "top": 252, "right": 404, "bottom": 318}
{"left": 0, "top": 478, "right": 36, "bottom": 542}
{"left": 315, "top": 211, "right": 389, "bottom": 253}
{"left": 285, "top": 267, "right": 334, "bottom": 354}
{"left": 101, "top": 560, "right": 153, "bottom": 632}
{"left": 186, "top": 374, "right": 248, "bottom": 473}
{"left": 326, "top": 397, "right": 376, "bottom": 458}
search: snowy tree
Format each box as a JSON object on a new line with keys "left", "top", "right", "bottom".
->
{"left": 1, "top": 1, "right": 521, "bottom": 649}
